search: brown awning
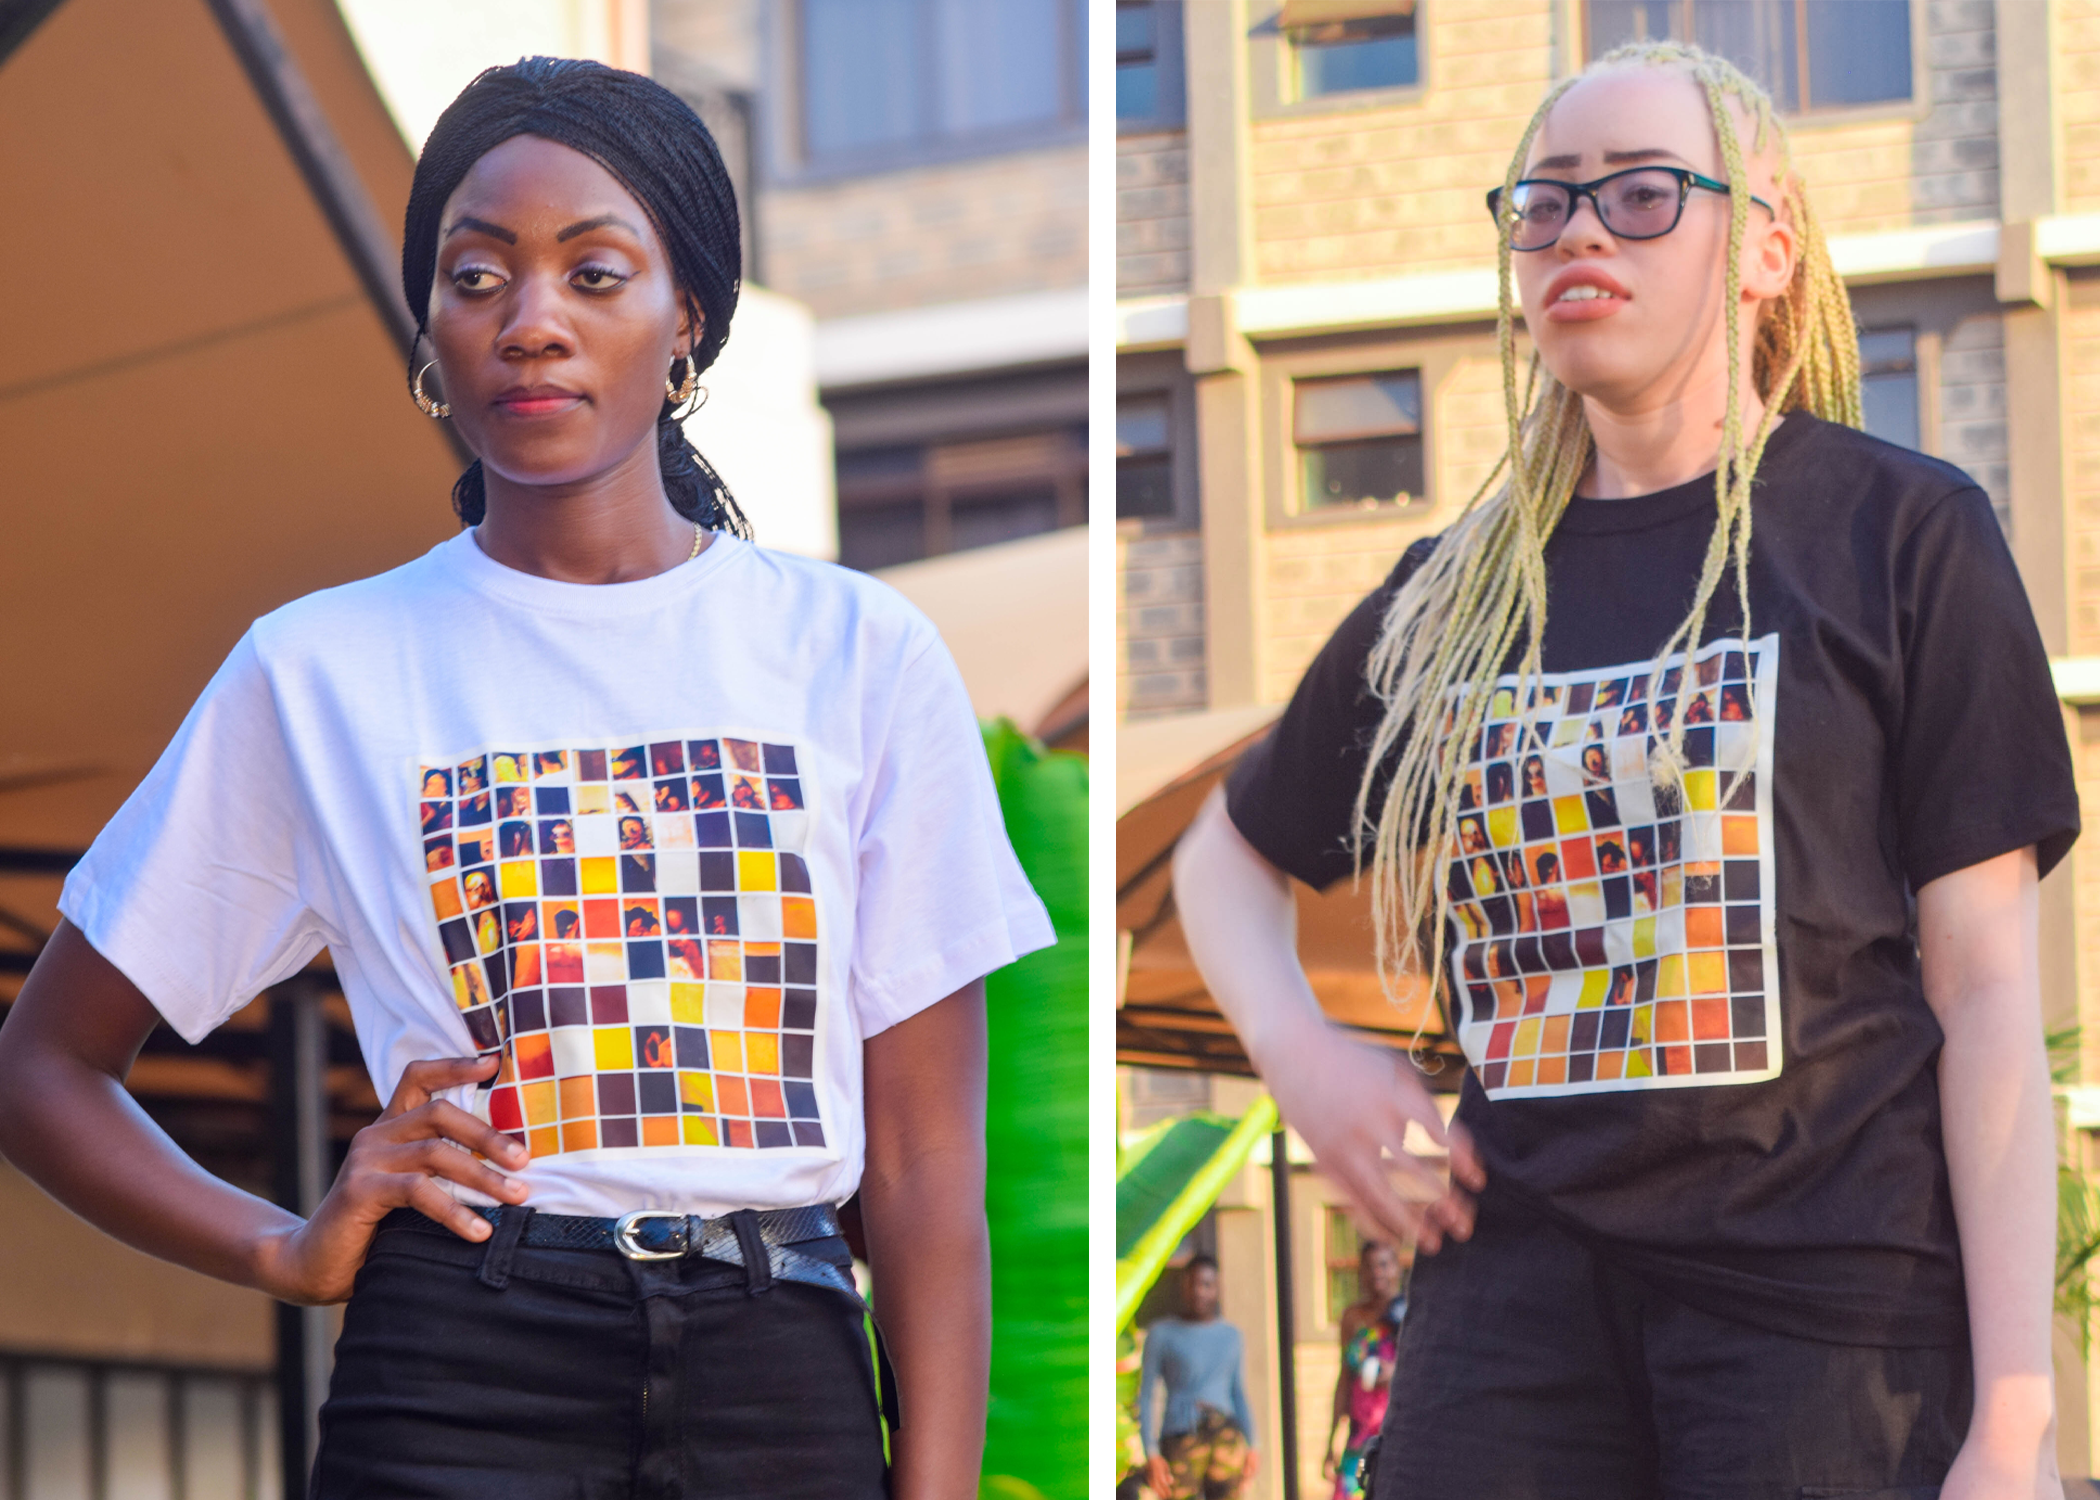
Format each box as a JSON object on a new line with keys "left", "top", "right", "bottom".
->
{"left": 0, "top": 0, "right": 460, "bottom": 1141}
{"left": 1116, "top": 711, "right": 1458, "bottom": 1080}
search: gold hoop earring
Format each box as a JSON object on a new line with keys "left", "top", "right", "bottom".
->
{"left": 667, "top": 353, "right": 699, "bottom": 405}
{"left": 412, "top": 361, "right": 451, "bottom": 419}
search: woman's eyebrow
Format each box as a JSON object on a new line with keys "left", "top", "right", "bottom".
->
{"left": 444, "top": 215, "right": 516, "bottom": 243}
{"left": 557, "top": 214, "right": 643, "bottom": 241}
{"left": 1528, "top": 147, "right": 1690, "bottom": 173}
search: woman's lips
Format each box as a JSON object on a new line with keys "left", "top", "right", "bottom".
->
{"left": 1543, "top": 287, "right": 1628, "bottom": 323}
{"left": 495, "top": 391, "right": 585, "bottom": 417}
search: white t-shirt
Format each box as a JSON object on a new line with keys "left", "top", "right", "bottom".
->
{"left": 61, "top": 531, "right": 1055, "bottom": 1217}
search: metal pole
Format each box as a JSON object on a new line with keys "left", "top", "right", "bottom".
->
{"left": 1270, "top": 1129, "right": 1299, "bottom": 1500}
{"left": 268, "top": 981, "right": 331, "bottom": 1499}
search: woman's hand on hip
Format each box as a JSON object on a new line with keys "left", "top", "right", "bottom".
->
{"left": 252, "top": 1054, "right": 529, "bottom": 1305}
{"left": 1262, "top": 1026, "right": 1482, "bottom": 1254}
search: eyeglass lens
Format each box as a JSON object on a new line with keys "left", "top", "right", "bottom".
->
{"left": 1505, "top": 170, "right": 1685, "bottom": 249}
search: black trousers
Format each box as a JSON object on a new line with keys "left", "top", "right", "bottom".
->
{"left": 311, "top": 1211, "right": 889, "bottom": 1499}
{"left": 1370, "top": 1191, "right": 1971, "bottom": 1500}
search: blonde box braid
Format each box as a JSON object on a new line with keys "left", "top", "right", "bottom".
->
{"left": 1350, "top": 42, "right": 1864, "bottom": 1043}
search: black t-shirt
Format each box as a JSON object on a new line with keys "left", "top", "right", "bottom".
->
{"left": 1227, "top": 413, "right": 2079, "bottom": 1346}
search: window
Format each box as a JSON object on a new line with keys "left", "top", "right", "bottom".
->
{"left": 1117, "top": 395, "right": 1175, "bottom": 519}
{"left": 1858, "top": 327, "right": 1920, "bottom": 451}
{"left": 1117, "top": 2, "right": 1186, "bottom": 126}
{"left": 1283, "top": 0, "right": 1419, "bottom": 100}
{"left": 835, "top": 430, "right": 1087, "bottom": 571}
{"left": 1325, "top": 1205, "right": 1363, "bottom": 1322}
{"left": 1586, "top": 0, "right": 1911, "bottom": 113}
{"left": 1294, "top": 370, "right": 1426, "bottom": 511}
{"left": 795, "top": 0, "right": 1087, "bottom": 169}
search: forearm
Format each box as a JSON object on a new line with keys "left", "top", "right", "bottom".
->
{"left": 0, "top": 1039, "right": 297, "bottom": 1289}
{"left": 1939, "top": 988, "right": 2058, "bottom": 1447}
{"left": 861, "top": 1143, "right": 990, "bottom": 1500}
{"left": 1173, "top": 789, "right": 1330, "bottom": 1069}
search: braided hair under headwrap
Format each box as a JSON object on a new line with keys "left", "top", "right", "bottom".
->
{"left": 400, "top": 55, "right": 752, "bottom": 537}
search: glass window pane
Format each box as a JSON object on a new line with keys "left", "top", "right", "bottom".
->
{"left": 803, "top": 0, "right": 923, "bottom": 157}
{"left": 1118, "top": 457, "right": 1174, "bottom": 519}
{"left": 1116, "top": 1, "right": 1155, "bottom": 54}
{"left": 936, "top": 0, "right": 1065, "bottom": 135}
{"left": 1688, "top": 0, "right": 1798, "bottom": 112}
{"left": 1804, "top": 0, "right": 1910, "bottom": 107}
{"left": 1857, "top": 327, "right": 1916, "bottom": 375}
{"left": 1119, "top": 61, "right": 1159, "bottom": 119}
{"left": 1587, "top": 0, "right": 1680, "bottom": 53}
{"left": 1295, "top": 372, "right": 1421, "bottom": 444}
{"left": 1302, "top": 436, "right": 1427, "bottom": 509}
{"left": 839, "top": 502, "right": 926, "bottom": 571}
{"left": 952, "top": 489, "right": 1062, "bottom": 551}
{"left": 1861, "top": 372, "right": 1920, "bottom": 451}
{"left": 1118, "top": 395, "right": 1171, "bottom": 456}
{"left": 1295, "top": 16, "right": 1417, "bottom": 98}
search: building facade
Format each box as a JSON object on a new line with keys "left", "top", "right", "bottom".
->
{"left": 1118, "top": 0, "right": 2100, "bottom": 1489}
{"left": 656, "top": 0, "right": 1089, "bottom": 574}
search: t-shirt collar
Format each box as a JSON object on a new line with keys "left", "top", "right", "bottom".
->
{"left": 433, "top": 524, "right": 744, "bottom": 616}
{"left": 1555, "top": 412, "right": 1810, "bottom": 536}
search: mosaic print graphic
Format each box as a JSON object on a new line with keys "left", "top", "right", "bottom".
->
{"left": 418, "top": 738, "right": 823, "bottom": 1154}
{"left": 1447, "top": 635, "right": 1781, "bottom": 1099}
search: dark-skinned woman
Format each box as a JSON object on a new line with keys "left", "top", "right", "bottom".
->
{"left": 0, "top": 59, "right": 1051, "bottom": 1500}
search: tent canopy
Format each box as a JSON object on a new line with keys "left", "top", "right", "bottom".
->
{"left": 1115, "top": 711, "right": 1456, "bottom": 1079}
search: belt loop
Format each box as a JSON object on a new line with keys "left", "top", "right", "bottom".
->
{"left": 730, "top": 1209, "right": 772, "bottom": 1295}
{"left": 477, "top": 1205, "right": 533, "bottom": 1290}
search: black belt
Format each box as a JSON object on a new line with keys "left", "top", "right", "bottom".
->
{"left": 394, "top": 1203, "right": 857, "bottom": 1299}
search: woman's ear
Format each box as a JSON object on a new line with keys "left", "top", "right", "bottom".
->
{"left": 1741, "top": 194, "right": 1797, "bottom": 304}
{"left": 676, "top": 295, "right": 706, "bottom": 356}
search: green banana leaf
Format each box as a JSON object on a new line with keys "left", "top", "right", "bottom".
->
{"left": 980, "top": 719, "right": 1088, "bottom": 1500}
{"left": 1114, "top": 1113, "right": 1236, "bottom": 1260}
{"left": 1114, "top": 1096, "right": 1277, "bottom": 1331}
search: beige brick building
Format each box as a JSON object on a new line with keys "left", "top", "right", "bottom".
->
{"left": 656, "top": 0, "right": 1088, "bottom": 573}
{"left": 1118, "top": 0, "right": 2100, "bottom": 1491}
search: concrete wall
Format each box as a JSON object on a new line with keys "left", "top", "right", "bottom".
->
{"left": 2064, "top": 0, "right": 2100, "bottom": 211}
{"left": 1120, "top": 132, "right": 1194, "bottom": 296}
{"left": 1120, "top": 531, "right": 1209, "bottom": 717}
{"left": 762, "top": 147, "right": 1088, "bottom": 319}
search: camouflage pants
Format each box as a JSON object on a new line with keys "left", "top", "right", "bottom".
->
{"left": 1158, "top": 1409, "right": 1249, "bottom": 1500}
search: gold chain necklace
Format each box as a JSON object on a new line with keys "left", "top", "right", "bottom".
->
{"left": 688, "top": 524, "right": 705, "bottom": 561}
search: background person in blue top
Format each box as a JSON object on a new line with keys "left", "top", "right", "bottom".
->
{"left": 1140, "top": 1256, "right": 1259, "bottom": 1500}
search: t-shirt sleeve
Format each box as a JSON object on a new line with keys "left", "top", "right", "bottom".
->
{"left": 847, "top": 633, "right": 1056, "bottom": 1037}
{"left": 1891, "top": 485, "right": 2080, "bottom": 888}
{"left": 1225, "top": 542, "right": 1433, "bottom": 890}
{"left": 58, "top": 632, "right": 336, "bottom": 1044}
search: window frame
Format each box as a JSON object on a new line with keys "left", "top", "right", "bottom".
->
{"left": 762, "top": 0, "right": 1090, "bottom": 186}
{"left": 1117, "top": 0, "right": 1189, "bottom": 134}
{"left": 1259, "top": 331, "right": 1471, "bottom": 530}
{"left": 1249, "top": 0, "right": 1429, "bottom": 121}
{"left": 1116, "top": 353, "right": 1202, "bottom": 534}
{"left": 1579, "top": 0, "right": 1926, "bottom": 126}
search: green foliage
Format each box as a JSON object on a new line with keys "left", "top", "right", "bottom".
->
{"left": 980, "top": 721, "right": 1088, "bottom": 1500}
{"left": 2052, "top": 1024, "right": 2100, "bottom": 1350}
{"left": 1114, "top": 1115, "right": 1234, "bottom": 1261}
{"left": 981, "top": 1478, "right": 1051, "bottom": 1500}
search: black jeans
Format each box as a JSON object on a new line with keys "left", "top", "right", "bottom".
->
{"left": 1370, "top": 1191, "right": 1970, "bottom": 1500}
{"left": 311, "top": 1211, "right": 888, "bottom": 1499}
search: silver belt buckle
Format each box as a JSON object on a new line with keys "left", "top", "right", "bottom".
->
{"left": 614, "top": 1209, "right": 689, "bottom": 1260}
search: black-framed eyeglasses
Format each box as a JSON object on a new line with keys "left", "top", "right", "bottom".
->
{"left": 1485, "top": 166, "right": 1775, "bottom": 252}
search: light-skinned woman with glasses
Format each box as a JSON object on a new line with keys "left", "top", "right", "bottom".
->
{"left": 1176, "top": 41, "right": 2073, "bottom": 1500}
